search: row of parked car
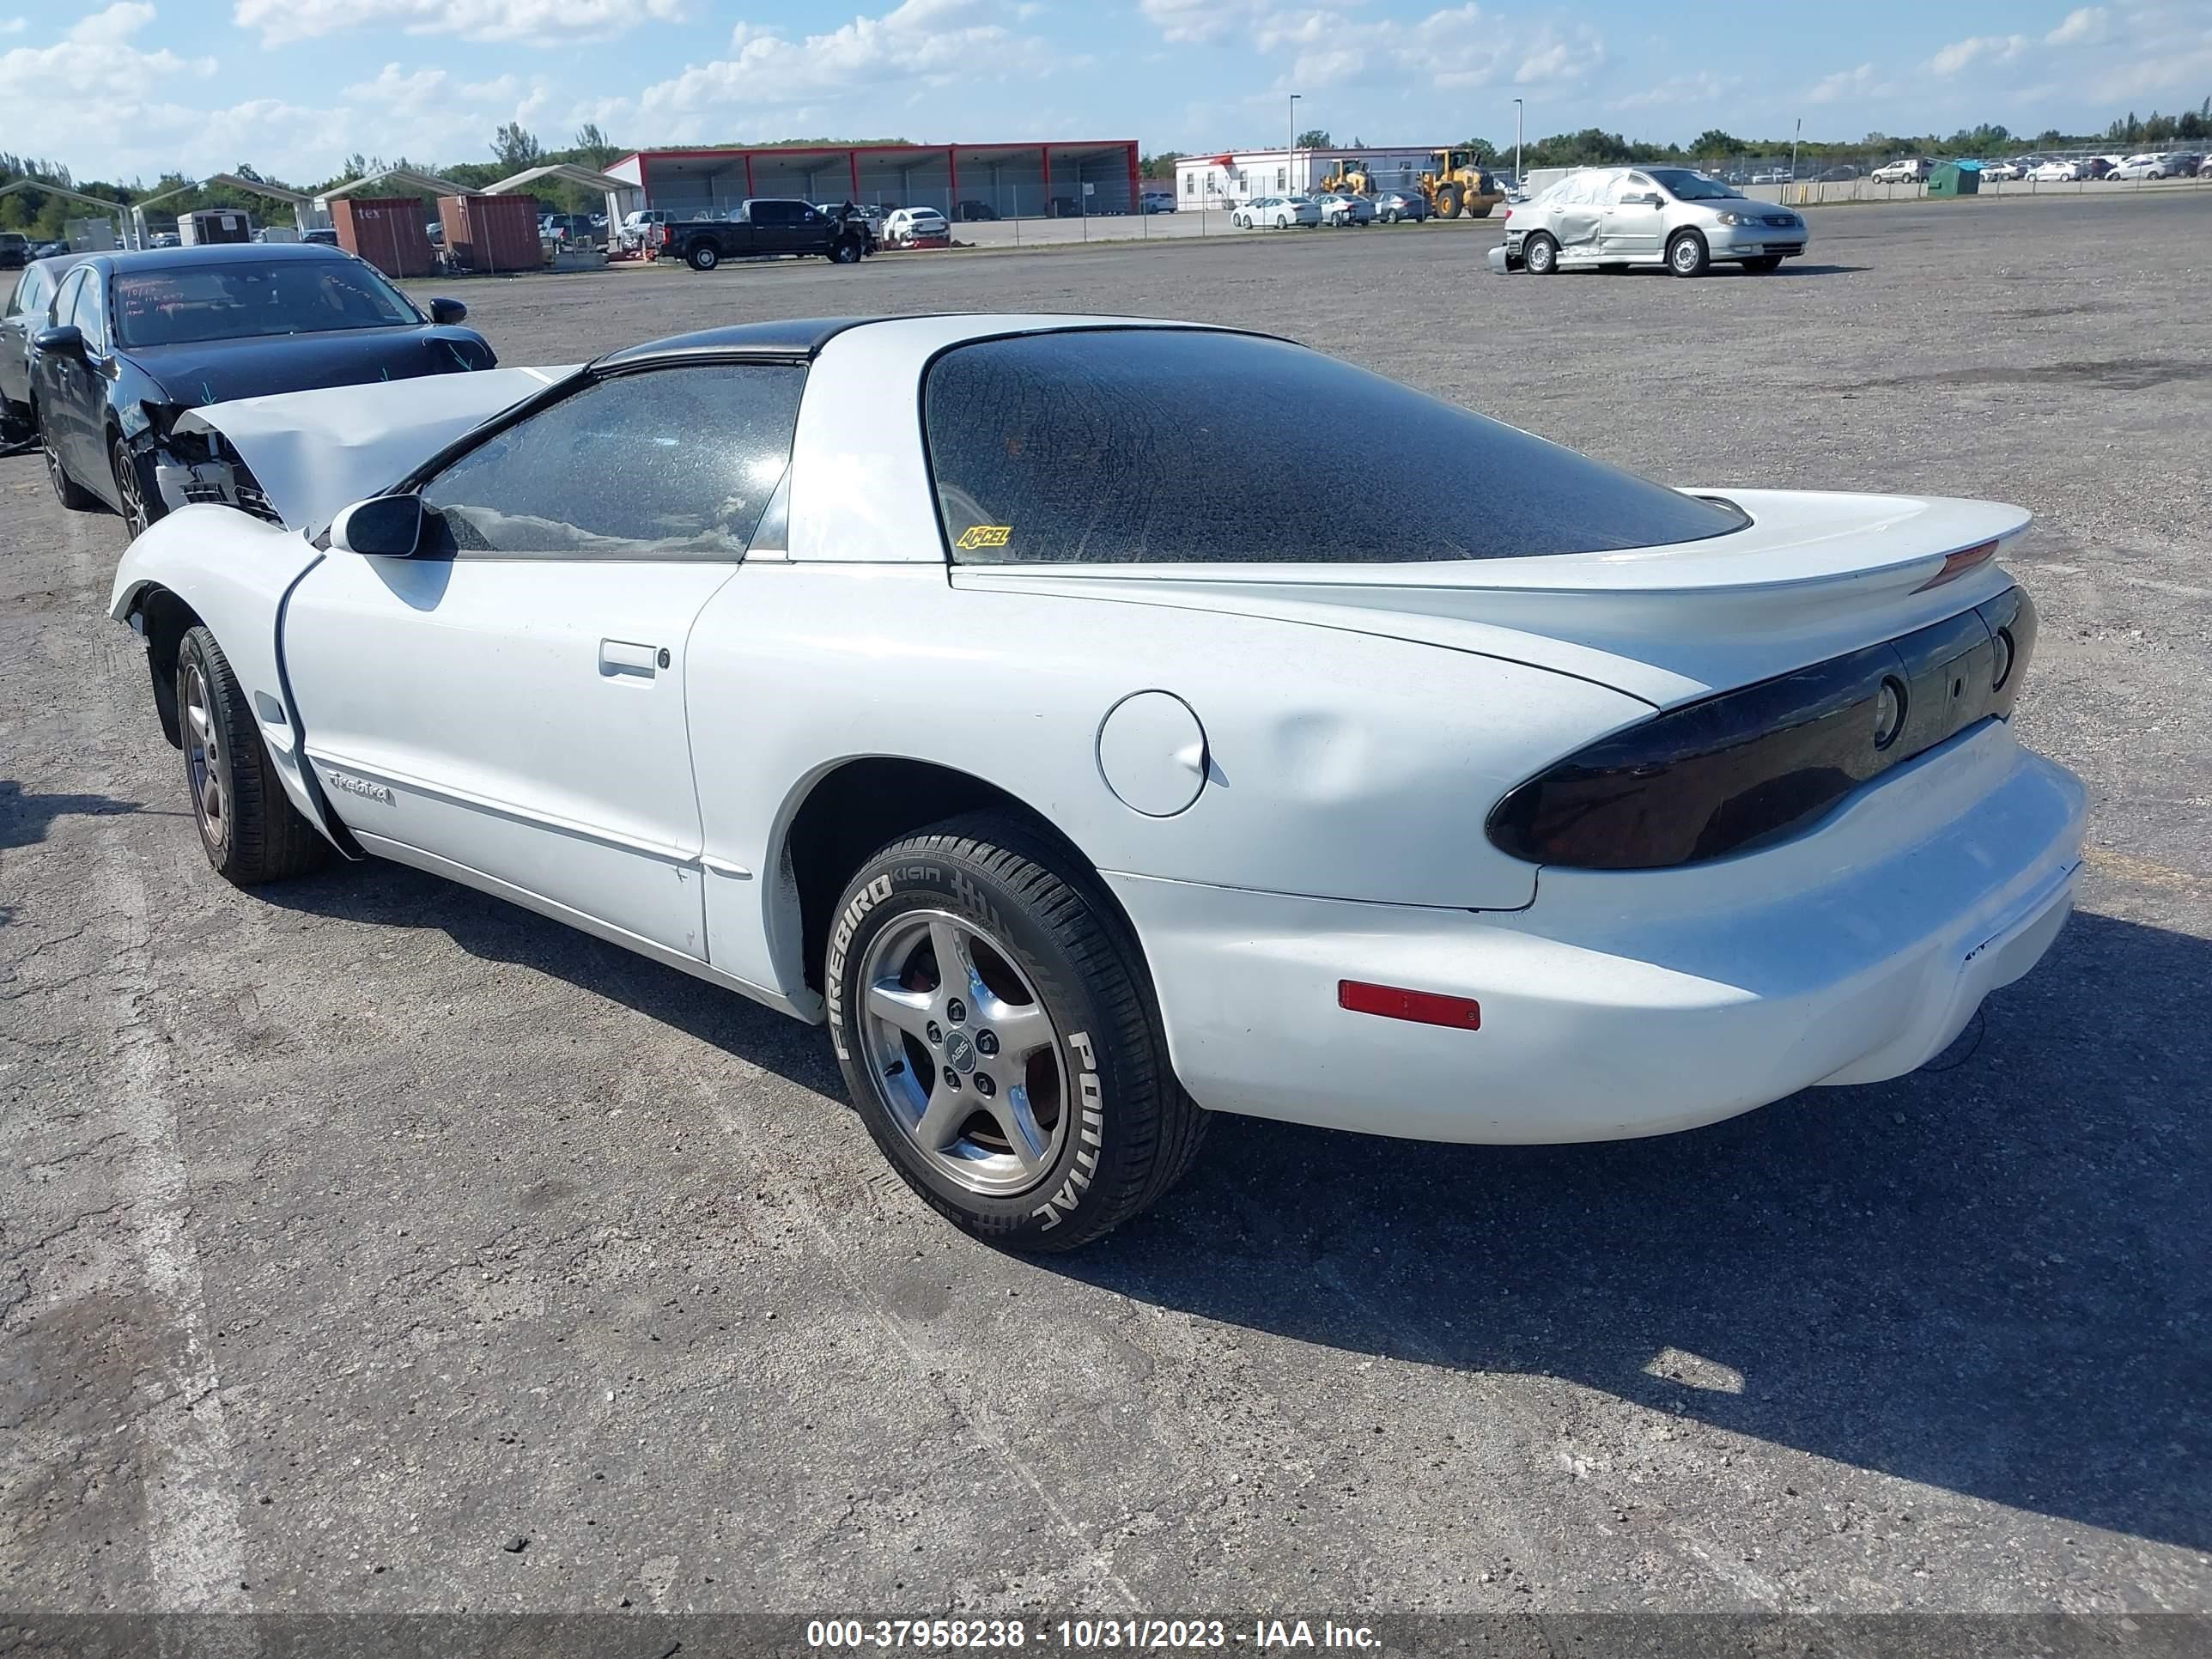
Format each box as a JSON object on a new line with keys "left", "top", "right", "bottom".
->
{"left": 1229, "top": 191, "right": 1437, "bottom": 229}
{"left": 1872, "top": 153, "right": 2210, "bottom": 183}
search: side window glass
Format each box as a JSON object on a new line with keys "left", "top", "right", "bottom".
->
{"left": 419, "top": 364, "right": 806, "bottom": 560}
{"left": 11, "top": 270, "right": 45, "bottom": 319}
{"left": 76, "top": 273, "right": 109, "bottom": 351}
{"left": 50, "top": 269, "right": 88, "bottom": 329}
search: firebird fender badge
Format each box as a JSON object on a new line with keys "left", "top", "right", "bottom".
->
{"left": 323, "top": 768, "right": 394, "bottom": 805}
{"left": 954, "top": 524, "right": 1012, "bottom": 550}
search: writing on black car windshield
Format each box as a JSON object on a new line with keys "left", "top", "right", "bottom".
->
{"left": 113, "top": 262, "right": 418, "bottom": 348}
{"left": 1644, "top": 168, "right": 1742, "bottom": 200}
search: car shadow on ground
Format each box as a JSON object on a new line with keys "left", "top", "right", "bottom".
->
{"left": 262, "top": 862, "right": 2208, "bottom": 1553}
{"left": 1066, "top": 907, "right": 2209, "bottom": 1554}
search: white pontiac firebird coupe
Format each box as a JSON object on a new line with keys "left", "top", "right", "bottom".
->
{"left": 109, "top": 314, "right": 2087, "bottom": 1249}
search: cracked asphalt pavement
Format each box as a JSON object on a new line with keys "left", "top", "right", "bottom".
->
{"left": 2, "top": 191, "right": 2207, "bottom": 1618}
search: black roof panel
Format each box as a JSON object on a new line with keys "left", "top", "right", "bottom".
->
{"left": 91, "top": 242, "right": 358, "bottom": 270}
{"left": 594, "top": 318, "right": 876, "bottom": 368}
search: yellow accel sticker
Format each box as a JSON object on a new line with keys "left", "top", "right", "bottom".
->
{"left": 955, "top": 524, "right": 1012, "bottom": 550}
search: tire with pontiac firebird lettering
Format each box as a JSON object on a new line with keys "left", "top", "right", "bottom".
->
{"left": 826, "top": 813, "right": 1207, "bottom": 1249}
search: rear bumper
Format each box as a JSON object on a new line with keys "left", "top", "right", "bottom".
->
{"left": 1109, "top": 720, "right": 2085, "bottom": 1144}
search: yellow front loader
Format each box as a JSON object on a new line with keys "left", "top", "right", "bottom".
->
{"left": 1419, "top": 149, "right": 1504, "bottom": 218}
{"left": 1317, "top": 157, "right": 1374, "bottom": 196}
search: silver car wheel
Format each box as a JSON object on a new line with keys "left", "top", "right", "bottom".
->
{"left": 181, "top": 658, "right": 228, "bottom": 856}
{"left": 43, "top": 433, "right": 68, "bottom": 501}
{"left": 855, "top": 908, "right": 1068, "bottom": 1198}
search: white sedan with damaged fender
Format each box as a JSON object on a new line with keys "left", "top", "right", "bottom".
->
{"left": 108, "top": 314, "right": 2083, "bottom": 1249}
{"left": 1491, "top": 166, "right": 1808, "bottom": 276}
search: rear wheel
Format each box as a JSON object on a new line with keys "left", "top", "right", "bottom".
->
{"left": 1434, "top": 183, "right": 1464, "bottom": 218}
{"left": 1668, "top": 230, "right": 1710, "bottom": 277}
{"left": 175, "top": 626, "right": 327, "bottom": 887}
{"left": 687, "top": 241, "right": 719, "bottom": 270}
{"left": 43, "top": 421, "right": 94, "bottom": 510}
{"left": 829, "top": 814, "right": 1207, "bottom": 1250}
{"left": 1523, "top": 232, "right": 1559, "bottom": 275}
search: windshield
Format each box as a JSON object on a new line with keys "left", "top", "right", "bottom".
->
{"left": 923, "top": 330, "right": 1747, "bottom": 565}
{"left": 113, "top": 258, "right": 423, "bottom": 347}
{"left": 1647, "top": 168, "right": 1742, "bottom": 201}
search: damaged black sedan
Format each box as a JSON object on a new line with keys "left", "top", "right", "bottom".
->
{"left": 27, "top": 242, "right": 493, "bottom": 538}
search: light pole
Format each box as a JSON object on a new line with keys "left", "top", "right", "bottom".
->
{"left": 1514, "top": 97, "right": 1524, "bottom": 191}
{"left": 1790, "top": 116, "right": 1802, "bottom": 203}
{"left": 1288, "top": 94, "right": 1300, "bottom": 195}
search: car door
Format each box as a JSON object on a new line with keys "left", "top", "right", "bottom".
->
{"left": 1549, "top": 174, "right": 1605, "bottom": 258}
{"left": 1601, "top": 172, "right": 1666, "bottom": 259}
{"left": 282, "top": 360, "right": 807, "bottom": 960}
{"left": 763, "top": 201, "right": 813, "bottom": 253}
{"left": 64, "top": 264, "right": 118, "bottom": 496}
{"left": 1, "top": 262, "right": 52, "bottom": 411}
{"left": 32, "top": 266, "right": 100, "bottom": 480}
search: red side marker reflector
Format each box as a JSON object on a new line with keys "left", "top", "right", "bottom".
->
{"left": 1338, "top": 980, "right": 1482, "bottom": 1030}
{"left": 1913, "top": 539, "right": 1999, "bottom": 592}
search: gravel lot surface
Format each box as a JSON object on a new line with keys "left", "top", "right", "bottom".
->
{"left": 3, "top": 191, "right": 2208, "bottom": 1620}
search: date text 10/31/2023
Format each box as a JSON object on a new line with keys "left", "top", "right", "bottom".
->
{"left": 805, "top": 1620, "right": 1382, "bottom": 1650}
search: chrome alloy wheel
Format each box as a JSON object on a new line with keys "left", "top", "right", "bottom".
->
{"left": 855, "top": 908, "right": 1068, "bottom": 1197}
{"left": 181, "top": 657, "right": 228, "bottom": 855}
{"left": 113, "top": 441, "right": 149, "bottom": 538}
{"left": 43, "top": 432, "right": 68, "bottom": 501}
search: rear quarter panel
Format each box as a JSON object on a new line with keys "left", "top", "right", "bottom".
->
{"left": 684, "top": 563, "right": 1650, "bottom": 1000}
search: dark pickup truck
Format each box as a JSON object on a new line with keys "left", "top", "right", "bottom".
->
{"left": 659, "top": 198, "right": 872, "bottom": 270}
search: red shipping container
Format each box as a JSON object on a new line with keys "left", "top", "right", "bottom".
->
{"left": 331, "top": 197, "right": 436, "bottom": 279}
{"left": 439, "top": 193, "right": 543, "bottom": 275}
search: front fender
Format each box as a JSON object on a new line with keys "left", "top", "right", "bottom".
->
{"left": 110, "top": 506, "right": 343, "bottom": 849}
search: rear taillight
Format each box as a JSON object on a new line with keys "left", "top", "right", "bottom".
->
{"left": 1486, "top": 588, "right": 2037, "bottom": 871}
{"left": 1914, "top": 538, "right": 1999, "bottom": 592}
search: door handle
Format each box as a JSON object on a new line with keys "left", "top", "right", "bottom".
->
{"left": 599, "top": 638, "right": 663, "bottom": 678}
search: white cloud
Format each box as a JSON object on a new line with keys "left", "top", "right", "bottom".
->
{"left": 1514, "top": 23, "right": 1603, "bottom": 85}
{"left": 1397, "top": 4, "right": 1508, "bottom": 88}
{"left": 1611, "top": 70, "right": 1735, "bottom": 112}
{"left": 1805, "top": 61, "right": 1879, "bottom": 105}
{"left": 343, "top": 62, "right": 526, "bottom": 113}
{"left": 0, "top": 4, "right": 215, "bottom": 106}
{"left": 2045, "top": 6, "right": 2109, "bottom": 45}
{"left": 0, "top": 16, "right": 27, "bottom": 34}
{"left": 233, "top": 0, "right": 685, "bottom": 49}
{"left": 1925, "top": 33, "right": 2027, "bottom": 76}
{"left": 642, "top": 0, "right": 1062, "bottom": 115}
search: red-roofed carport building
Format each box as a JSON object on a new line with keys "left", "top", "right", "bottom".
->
{"left": 605, "top": 142, "right": 1142, "bottom": 221}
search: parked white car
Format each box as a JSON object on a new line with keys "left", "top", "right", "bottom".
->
{"left": 107, "top": 315, "right": 2084, "bottom": 1249}
{"left": 1231, "top": 196, "right": 1322, "bottom": 229}
{"left": 1496, "top": 166, "right": 1808, "bottom": 276}
{"left": 2027, "top": 159, "right": 2082, "bottom": 182}
{"left": 1980, "top": 160, "right": 2027, "bottom": 182}
{"left": 2108, "top": 153, "right": 2174, "bottom": 180}
{"left": 1871, "top": 157, "right": 1932, "bottom": 183}
{"left": 1317, "top": 192, "right": 1376, "bottom": 227}
{"left": 883, "top": 207, "right": 950, "bottom": 243}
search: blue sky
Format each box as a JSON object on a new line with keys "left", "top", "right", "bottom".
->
{"left": 3, "top": 1, "right": 2205, "bottom": 186}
